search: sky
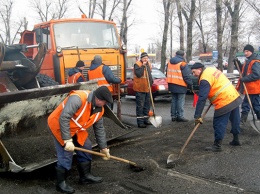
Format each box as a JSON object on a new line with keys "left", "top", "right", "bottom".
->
{"left": 11, "top": 0, "right": 162, "bottom": 53}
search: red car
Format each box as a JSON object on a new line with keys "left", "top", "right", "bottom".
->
{"left": 125, "top": 67, "right": 170, "bottom": 99}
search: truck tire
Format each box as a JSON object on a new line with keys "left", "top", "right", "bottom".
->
{"left": 36, "top": 74, "right": 59, "bottom": 87}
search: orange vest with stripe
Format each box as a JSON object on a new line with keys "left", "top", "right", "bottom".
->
{"left": 166, "top": 61, "right": 187, "bottom": 87}
{"left": 68, "top": 72, "right": 86, "bottom": 83}
{"left": 88, "top": 65, "right": 113, "bottom": 92}
{"left": 236, "top": 59, "right": 260, "bottom": 94}
{"left": 48, "top": 90, "right": 104, "bottom": 146}
{"left": 200, "top": 67, "right": 240, "bottom": 110}
{"left": 133, "top": 61, "right": 152, "bottom": 93}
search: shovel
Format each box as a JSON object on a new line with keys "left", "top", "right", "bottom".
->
{"left": 166, "top": 104, "right": 212, "bottom": 168}
{"left": 234, "top": 60, "right": 260, "bottom": 133}
{"left": 144, "top": 64, "right": 162, "bottom": 128}
{"left": 74, "top": 147, "right": 145, "bottom": 172}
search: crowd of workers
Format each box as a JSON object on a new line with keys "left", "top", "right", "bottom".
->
{"left": 49, "top": 44, "right": 260, "bottom": 193}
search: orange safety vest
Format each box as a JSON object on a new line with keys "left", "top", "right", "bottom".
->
{"left": 88, "top": 65, "right": 113, "bottom": 92}
{"left": 166, "top": 61, "right": 187, "bottom": 87}
{"left": 48, "top": 90, "right": 104, "bottom": 146}
{"left": 67, "top": 72, "right": 86, "bottom": 83}
{"left": 133, "top": 61, "right": 152, "bottom": 93}
{"left": 200, "top": 67, "right": 240, "bottom": 110}
{"left": 236, "top": 59, "right": 260, "bottom": 94}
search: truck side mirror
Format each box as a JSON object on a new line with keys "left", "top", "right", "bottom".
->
{"left": 35, "top": 28, "right": 43, "bottom": 43}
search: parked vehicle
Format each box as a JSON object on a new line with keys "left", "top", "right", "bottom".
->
{"left": 125, "top": 67, "right": 170, "bottom": 99}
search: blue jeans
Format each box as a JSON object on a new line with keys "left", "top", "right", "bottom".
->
{"left": 53, "top": 136, "right": 92, "bottom": 171}
{"left": 136, "top": 92, "right": 150, "bottom": 125}
{"left": 213, "top": 106, "right": 240, "bottom": 141}
{"left": 171, "top": 93, "right": 186, "bottom": 119}
{"left": 241, "top": 94, "right": 260, "bottom": 115}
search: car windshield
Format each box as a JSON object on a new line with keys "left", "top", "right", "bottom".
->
{"left": 53, "top": 22, "right": 120, "bottom": 49}
{"left": 152, "top": 68, "right": 166, "bottom": 79}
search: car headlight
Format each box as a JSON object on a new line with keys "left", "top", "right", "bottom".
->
{"left": 158, "top": 85, "right": 166, "bottom": 90}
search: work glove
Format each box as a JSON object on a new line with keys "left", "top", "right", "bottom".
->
{"left": 64, "top": 139, "right": 75, "bottom": 152}
{"left": 194, "top": 118, "right": 203, "bottom": 125}
{"left": 100, "top": 148, "right": 110, "bottom": 160}
{"left": 233, "top": 58, "right": 241, "bottom": 67}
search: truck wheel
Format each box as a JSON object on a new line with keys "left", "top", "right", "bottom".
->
{"left": 36, "top": 74, "right": 59, "bottom": 87}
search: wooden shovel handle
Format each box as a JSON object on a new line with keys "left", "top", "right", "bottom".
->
{"left": 178, "top": 104, "right": 212, "bottom": 157}
{"left": 74, "top": 147, "right": 137, "bottom": 166}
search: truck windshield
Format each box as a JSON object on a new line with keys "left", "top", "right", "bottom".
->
{"left": 54, "top": 22, "right": 120, "bottom": 49}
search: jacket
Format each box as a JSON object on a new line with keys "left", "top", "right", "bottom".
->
{"left": 133, "top": 61, "right": 153, "bottom": 93}
{"left": 88, "top": 63, "right": 121, "bottom": 92}
{"left": 194, "top": 67, "right": 242, "bottom": 118}
{"left": 236, "top": 53, "right": 260, "bottom": 94}
{"left": 67, "top": 68, "right": 85, "bottom": 83}
{"left": 48, "top": 90, "right": 106, "bottom": 148}
{"left": 165, "top": 55, "right": 192, "bottom": 93}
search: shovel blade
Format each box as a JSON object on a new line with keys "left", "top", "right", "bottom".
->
{"left": 149, "top": 116, "right": 162, "bottom": 128}
{"left": 249, "top": 119, "right": 260, "bottom": 134}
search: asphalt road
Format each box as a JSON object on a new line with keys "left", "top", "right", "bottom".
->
{"left": 1, "top": 94, "right": 260, "bottom": 194}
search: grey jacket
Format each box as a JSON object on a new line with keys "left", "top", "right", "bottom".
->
{"left": 59, "top": 91, "right": 107, "bottom": 149}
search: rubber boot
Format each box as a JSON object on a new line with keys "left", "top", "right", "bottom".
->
{"left": 240, "top": 113, "right": 248, "bottom": 125}
{"left": 77, "top": 161, "right": 103, "bottom": 184}
{"left": 55, "top": 167, "right": 75, "bottom": 194}
{"left": 205, "top": 140, "right": 222, "bottom": 152}
{"left": 229, "top": 134, "right": 241, "bottom": 146}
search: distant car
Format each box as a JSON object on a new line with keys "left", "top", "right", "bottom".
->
{"left": 125, "top": 67, "right": 170, "bottom": 99}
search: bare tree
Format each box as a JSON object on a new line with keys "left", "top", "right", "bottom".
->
{"left": 78, "top": 0, "right": 96, "bottom": 18}
{"left": 94, "top": 0, "right": 120, "bottom": 20}
{"left": 195, "top": 0, "right": 216, "bottom": 53}
{"left": 224, "top": 0, "right": 242, "bottom": 73}
{"left": 0, "top": 0, "right": 23, "bottom": 44}
{"left": 31, "top": 0, "right": 71, "bottom": 22}
{"left": 175, "top": 0, "right": 184, "bottom": 50}
{"left": 119, "top": 0, "right": 133, "bottom": 47}
{"left": 182, "top": 0, "right": 196, "bottom": 62}
{"left": 160, "top": 0, "right": 173, "bottom": 72}
{"left": 216, "top": 0, "right": 224, "bottom": 71}
{"left": 245, "top": 0, "right": 260, "bottom": 15}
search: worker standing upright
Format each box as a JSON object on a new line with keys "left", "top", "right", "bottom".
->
{"left": 133, "top": 52, "right": 153, "bottom": 128}
{"left": 88, "top": 55, "right": 121, "bottom": 109}
{"left": 166, "top": 50, "right": 193, "bottom": 122}
{"left": 67, "top": 60, "right": 86, "bottom": 83}
{"left": 235, "top": 44, "right": 260, "bottom": 126}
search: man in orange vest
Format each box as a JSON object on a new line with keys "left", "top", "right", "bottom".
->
{"left": 166, "top": 50, "right": 193, "bottom": 122}
{"left": 48, "top": 86, "right": 112, "bottom": 193}
{"left": 88, "top": 55, "right": 122, "bottom": 109}
{"left": 191, "top": 62, "right": 242, "bottom": 152}
{"left": 235, "top": 44, "right": 260, "bottom": 125}
{"left": 67, "top": 60, "right": 86, "bottom": 83}
{"left": 133, "top": 52, "right": 153, "bottom": 128}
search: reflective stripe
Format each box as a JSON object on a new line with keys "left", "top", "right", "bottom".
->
{"left": 91, "top": 77, "right": 106, "bottom": 81}
{"left": 209, "top": 81, "right": 232, "bottom": 103}
{"left": 63, "top": 91, "right": 89, "bottom": 131}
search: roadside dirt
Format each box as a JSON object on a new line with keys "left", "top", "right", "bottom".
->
{"left": 0, "top": 97, "right": 259, "bottom": 194}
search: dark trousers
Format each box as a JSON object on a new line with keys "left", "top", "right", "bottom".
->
{"left": 241, "top": 94, "right": 260, "bottom": 115}
{"left": 213, "top": 106, "right": 240, "bottom": 141}
{"left": 135, "top": 92, "right": 150, "bottom": 125}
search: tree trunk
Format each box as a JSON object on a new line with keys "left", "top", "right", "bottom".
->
{"left": 175, "top": 0, "right": 184, "bottom": 50}
{"left": 216, "top": 0, "right": 223, "bottom": 71}
{"left": 225, "top": 0, "right": 241, "bottom": 73}
{"left": 160, "top": 0, "right": 171, "bottom": 72}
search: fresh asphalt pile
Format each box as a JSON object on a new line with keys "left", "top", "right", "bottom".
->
{"left": 0, "top": 95, "right": 260, "bottom": 194}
